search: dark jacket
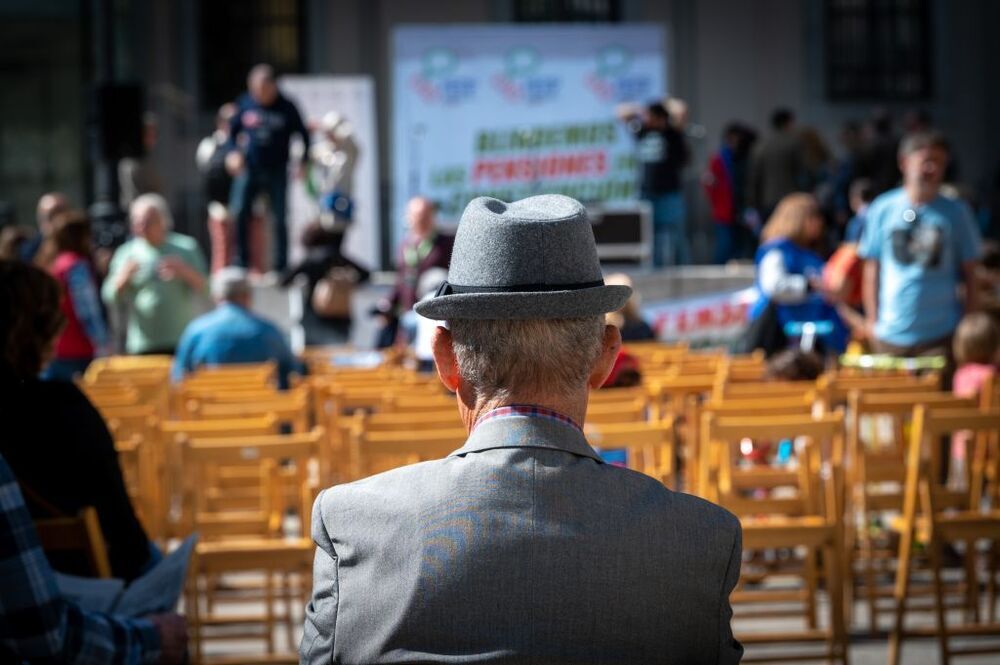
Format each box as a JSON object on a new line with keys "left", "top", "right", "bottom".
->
{"left": 227, "top": 92, "right": 310, "bottom": 171}
{"left": 0, "top": 376, "right": 152, "bottom": 582}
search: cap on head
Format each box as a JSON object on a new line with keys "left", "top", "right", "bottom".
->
{"left": 414, "top": 194, "right": 631, "bottom": 321}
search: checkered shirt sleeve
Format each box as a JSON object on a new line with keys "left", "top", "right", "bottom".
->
{"left": 0, "top": 454, "right": 160, "bottom": 664}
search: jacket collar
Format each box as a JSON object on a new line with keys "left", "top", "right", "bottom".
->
{"left": 449, "top": 411, "right": 603, "bottom": 463}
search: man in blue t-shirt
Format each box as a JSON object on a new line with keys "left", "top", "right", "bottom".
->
{"left": 858, "top": 131, "right": 981, "bottom": 366}
{"left": 226, "top": 63, "right": 310, "bottom": 274}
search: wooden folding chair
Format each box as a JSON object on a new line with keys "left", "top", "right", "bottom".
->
{"left": 889, "top": 407, "right": 1000, "bottom": 665}
{"left": 702, "top": 412, "right": 849, "bottom": 664}
{"left": 114, "top": 434, "right": 161, "bottom": 541}
{"left": 846, "top": 391, "right": 977, "bottom": 635}
{"left": 182, "top": 428, "right": 323, "bottom": 539}
{"left": 583, "top": 419, "right": 676, "bottom": 487}
{"left": 181, "top": 431, "right": 324, "bottom": 662}
{"left": 184, "top": 361, "right": 277, "bottom": 386}
{"left": 584, "top": 398, "right": 648, "bottom": 425}
{"left": 34, "top": 506, "right": 112, "bottom": 578}
{"left": 645, "top": 374, "right": 717, "bottom": 492}
{"left": 185, "top": 537, "right": 314, "bottom": 664}
{"left": 383, "top": 392, "right": 458, "bottom": 414}
{"left": 82, "top": 367, "right": 171, "bottom": 415}
{"left": 588, "top": 386, "right": 648, "bottom": 405}
{"left": 186, "top": 388, "right": 310, "bottom": 433}
{"left": 78, "top": 381, "right": 142, "bottom": 409}
{"left": 348, "top": 426, "right": 466, "bottom": 480}
{"left": 694, "top": 394, "right": 818, "bottom": 499}
{"left": 816, "top": 372, "right": 941, "bottom": 412}
{"left": 713, "top": 379, "right": 816, "bottom": 402}
{"left": 162, "top": 415, "right": 281, "bottom": 529}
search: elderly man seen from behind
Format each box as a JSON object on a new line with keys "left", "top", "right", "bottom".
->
{"left": 102, "top": 193, "right": 207, "bottom": 355}
{"left": 172, "top": 267, "right": 301, "bottom": 388}
{"left": 302, "top": 195, "right": 743, "bottom": 664}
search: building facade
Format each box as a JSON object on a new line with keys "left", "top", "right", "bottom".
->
{"left": 3, "top": 0, "right": 998, "bottom": 264}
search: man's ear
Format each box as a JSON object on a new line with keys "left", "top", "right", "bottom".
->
{"left": 588, "top": 324, "right": 622, "bottom": 390}
{"left": 431, "top": 326, "right": 461, "bottom": 393}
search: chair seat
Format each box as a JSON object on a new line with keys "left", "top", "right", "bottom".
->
{"left": 741, "top": 516, "right": 833, "bottom": 549}
{"left": 195, "top": 537, "right": 314, "bottom": 573}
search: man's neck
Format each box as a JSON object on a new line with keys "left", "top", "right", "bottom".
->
{"left": 461, "top": 389, "right": 589, "bottom": 434}
{"left": 904, "top": 182, "right": 938, "bottom": 206}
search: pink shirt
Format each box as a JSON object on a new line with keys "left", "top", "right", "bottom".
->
{"left": 953, "top": 363, "right": 996, "bottom": 400}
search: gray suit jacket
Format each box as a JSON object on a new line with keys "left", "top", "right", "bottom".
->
{"left": 302, "top": 413, "right": 743, "bottom": 664}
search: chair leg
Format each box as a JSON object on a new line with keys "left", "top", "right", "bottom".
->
{"left": 824, "top": 542, "right": 849, "bottom": 665}
{"left": 860, "top": 521, "right": 880, "bottom": 635}
{"left": 804, "top": 547, "right": 820, "bottom": 630}
{"left": 989, "top": 540, "right": 999, "bottom": 623}
{"left": 965, "top": 538, "right": 980, "bottom": 624}
{"left": 265, "top": 569, "right": 275, "bottom": 654}
{"left": 284, "top": 570, "right": 294, "bottom": 652}
{"left": 888, "top": 522, "right": 916, "bottom": 665}
{"left": 928, "top": 534, "right": 951, "bottom": 665}
{"left": 188, "top": 572, "right": 203, "bottom": 665}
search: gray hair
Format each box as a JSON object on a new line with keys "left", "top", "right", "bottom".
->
{"left": 130, "top": 193, "right": 174, "bottom": 230}
{"left": 211, "top": 267, "right": 251, "bottom": 302}
{"left": 448, "top": 317, "right": 605, "bottom": 405}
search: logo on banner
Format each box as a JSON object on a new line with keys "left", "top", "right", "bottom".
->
{"left": 491, "top": 46, "right": 560, "bottom": 104}
{"left": 410, "top": 47, "right": 477, "bottom": 105}
{"left": 585, "top": 45, "right": 653, "bottom": 102}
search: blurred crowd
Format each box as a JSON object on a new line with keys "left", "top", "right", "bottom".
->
{"left": 2, "top": 66, "right": 999, "bottom": 384}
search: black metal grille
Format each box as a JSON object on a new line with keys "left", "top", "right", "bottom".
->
{"left": 513, "top": 0, "right": 621, "bottom": 22}
{"left": 199, "top": 0, "right": 305, "bottom": 111}
{"left": 824, "top": 0, "right": 932, "bottom": 101}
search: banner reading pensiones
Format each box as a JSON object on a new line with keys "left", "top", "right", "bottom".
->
{"left": 392, "top": 24, "right": 666, "bottom": 244}
{"left": 641, "top": 287, "right": 759, "bottom": 347}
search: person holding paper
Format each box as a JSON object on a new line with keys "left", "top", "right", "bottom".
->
{"left": 0, "top": 452, "right": 188, "bottom": 664}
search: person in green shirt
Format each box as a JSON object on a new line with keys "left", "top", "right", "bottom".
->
{"left": 102, "top": 193, "right": 208, "bottom": 354}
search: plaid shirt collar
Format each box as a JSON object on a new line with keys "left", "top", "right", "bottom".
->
{"left": 472, "top": 404, "right": 582, "bottom": 433}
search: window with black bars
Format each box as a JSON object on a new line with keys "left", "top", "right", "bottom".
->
{"left": 514, "top": 0, "right": 621, "bottom": 23}
{"left": 199, "top": 0, "right": 305, "bottom": 111}
{"left": 824, "top": 0, "right": 932, "bottom": 101}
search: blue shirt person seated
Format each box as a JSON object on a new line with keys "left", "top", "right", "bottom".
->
{"left": 750, "top": 193, "right": 850, "bottom": 354}
{"left": 171, "top": 267, "right": 302, "bottom": 388}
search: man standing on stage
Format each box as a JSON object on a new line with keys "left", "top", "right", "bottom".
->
{"left": 226, "top": 63, "right": 310, "bottom": 276}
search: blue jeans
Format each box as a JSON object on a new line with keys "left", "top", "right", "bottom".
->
{"left": 647, "top": 191, "right": 689, "bottom": 267}
{"left": 713, "top": 221, "right": 735, "bottom": 265}
{"left": 41, "top": 357, "right": 92, "bottom": 382}
{"left": 229, "top": 165, "right": 289, "bottom": 271}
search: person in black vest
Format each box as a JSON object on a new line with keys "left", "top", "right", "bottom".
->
{"left": 226, "top": 64, "right": 310, "bottom": 275}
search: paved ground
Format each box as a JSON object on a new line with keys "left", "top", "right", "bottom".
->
{"left": 195, "top": 583, "right": 998, "bottom": 664}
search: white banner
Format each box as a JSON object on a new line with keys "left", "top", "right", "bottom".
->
{"left": 392, "top": 24, "right": 666, "bottom": 244}
{"left": 280, "top": 75, "right": 380, "bottom": 269}
{"left": 641, "top": 287, "right": 758, "bottom": 347}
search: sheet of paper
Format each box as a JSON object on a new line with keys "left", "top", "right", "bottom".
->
{"left": 54, "top": 573, "right": 124, "bottom": 614}
{"left": 115, "top": 534, "right": 198, "bottom": 617}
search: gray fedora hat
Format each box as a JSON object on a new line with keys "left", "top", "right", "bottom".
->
{"left": 415, "top": 194, "right": 631, "bottom": 320}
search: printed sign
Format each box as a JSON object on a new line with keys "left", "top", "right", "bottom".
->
{"left": 392, "top": 25, "right": 666, "bottom": 244}
{"left": 641, "top": 287, "right": 758, "bottom": 346}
